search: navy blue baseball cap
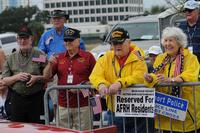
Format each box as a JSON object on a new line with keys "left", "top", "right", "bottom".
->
{"left": 64, "top": 28, "right": 80, "bottom": 42}
{"left": 17, "top": 25, "right": 33, "bottom": 37}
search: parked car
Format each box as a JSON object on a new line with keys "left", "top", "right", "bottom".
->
{"left": 90, "top": 14, "right": 160, "bottom": 60}
{"left": 0, "top": 32, "right": 19, "bottom": 56}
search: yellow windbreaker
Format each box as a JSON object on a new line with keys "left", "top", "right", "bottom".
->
{"left": 89, "top": 43, "right": 147, "bottom": 111}
{"left": 145, "top": 49, "right": 200, "bottom": 132}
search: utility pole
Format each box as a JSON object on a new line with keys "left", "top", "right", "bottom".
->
{"left": 27, "top": 0, "right": 30, "bottom": 22}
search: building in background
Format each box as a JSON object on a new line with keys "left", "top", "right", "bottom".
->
{"left": 43, "top": 0, "right": 144, "bottom": 25}
{"left": 0, "top": 0, "right": 28, "bottom": 13}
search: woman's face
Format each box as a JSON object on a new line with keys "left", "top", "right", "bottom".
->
{"left": 163, "top": 37, "right": 180, "bottom": 57}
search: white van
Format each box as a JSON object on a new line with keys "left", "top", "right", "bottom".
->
{"left": 91, "top": 14, "right": 160, "bottom": 60}
{"left": 0, "top": 33, "right": 19, "bottom": 56}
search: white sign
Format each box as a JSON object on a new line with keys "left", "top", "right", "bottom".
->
{"left": 115, "top": 87, "right": 155, "bottom": 117}
{"left": 155, "top": 92, "right": 189, "bottom": 121}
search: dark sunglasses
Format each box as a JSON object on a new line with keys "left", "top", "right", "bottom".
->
{"left": 64, "top": 39, "right": 75, "bottom": 42}
{"left": 183, "top": 9, "right": 195, "bottom": 13}
{"left": 111, "top": 42, "right": 124, "bottom": 45}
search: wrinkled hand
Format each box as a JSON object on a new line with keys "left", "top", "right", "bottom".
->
{"left": 26, "top": 75, "right": 37, "bottom": 87}
{"left": 98, "top": 84, "right": 109, "bottom": 95}
{"left": 48, "top": 55, "right": 57, "bottom": 64}
{"left": 70, "top": 89, "right": 77, "bottom": 94}
{"left": 0, "top": 80, "right": 7, "bottom": 90}
{"left": 144, "top": 73, "right": 153, "bottom": 83}
{"left": 109, "top": 82, "right": 121, "bottom": 94}
{"left": 14, "top": 72, "right": 31, "bottom": 82}
{"left": 156, "top": 74, "right": 170, "bottom": 83}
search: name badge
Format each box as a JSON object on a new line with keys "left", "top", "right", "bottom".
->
{"left": 67, "top": 74, "right": 73, "bottom": 84}
{"left": 188, "top": 46, "right": 193, "bottom": 54}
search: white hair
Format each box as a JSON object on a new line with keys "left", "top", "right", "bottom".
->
{"left": 161, "top": 27, "right": 188, "bottom": 48}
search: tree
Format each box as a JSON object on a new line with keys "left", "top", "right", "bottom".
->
{"left": 151, "top": 5, "right": 167, "bottom": 14}
{"left": 29, "top": 22, "right": 44, "bottom": 46}
{"left": 34, "top": 10, "right": 50, "bottom": 24}
{"left": 0, "top": 6, "right": 47, "bottom": 46}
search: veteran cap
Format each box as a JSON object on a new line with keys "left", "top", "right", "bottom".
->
{"left": 50, "top": 10, "right": 69, "bottom": 19}
{"left": 109, "top": 27, "right": 129, "bottom": 44}
{"left": 64, "top": 28, "right": 80, "bottom": 41}
{"left": 17, "top": 25, "right": 33, "bottom": 37}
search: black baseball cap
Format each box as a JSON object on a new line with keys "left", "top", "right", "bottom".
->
{"left": 64, "top": 28, "right": 80, "bottom": 42}
{"left": 50, "top": 10, "right": 69, "bottom": 19}
{"left": 17, "top": 25, "right": 33, "bottom": 37}
{"left": 109, "top": 27, "right": 130, "bottom": 44}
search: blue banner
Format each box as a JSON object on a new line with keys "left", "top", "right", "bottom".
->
{"left": 155, "top": 92, "right": 188, "bottom": 111}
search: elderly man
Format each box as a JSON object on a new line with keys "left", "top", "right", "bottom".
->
{"left": 38, "top": 10, "right": 86, "bottom": 120}
{"left": 2, "top": 25, "right": 47, "bottom": 123}
{"left": 89, "top": 27, "right": 148, "bottom": 133}
{"left": 38, "top": 10, "right": 85, "bottom": 58}
{"left": 43, "top": 28, "right": 96, "bottom": 130}
{"left": 179, "top": 0, "right": 200, "bottom": 62}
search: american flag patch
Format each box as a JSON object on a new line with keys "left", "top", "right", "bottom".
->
{"left": 32, "top": 55, "right": 46, "bottom": 63}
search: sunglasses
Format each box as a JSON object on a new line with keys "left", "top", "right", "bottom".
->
{"left": 64, "top": 39, "right": 75, "bottom": 42}
{"left": 111, "top": 42, "right": 125, "bottom": 45}
{"left": 183, "top": 9, "right": 195, "bottom": 13}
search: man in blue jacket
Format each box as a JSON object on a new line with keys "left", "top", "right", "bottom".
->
{"left": 38, "top": 10, "right": 85, "bottom": 58}
{"left": 179, "top": 0, "right": 200, "bottom": 62}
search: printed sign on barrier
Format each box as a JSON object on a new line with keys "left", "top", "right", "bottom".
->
{"left": 115, "top": 87, "right": 155, "bottom": 117}
{"left": 155, "top": 92, "right": 188, "bottom": 121}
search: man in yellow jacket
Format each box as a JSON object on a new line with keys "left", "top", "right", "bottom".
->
{"left": 89, "top": 27, "right": 148, "bottom": 133}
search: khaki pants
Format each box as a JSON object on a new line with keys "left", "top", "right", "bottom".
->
{"left": 59, "top": 106, "right": 91, "bottom": 130}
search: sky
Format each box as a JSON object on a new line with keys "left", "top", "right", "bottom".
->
{"left": 31, "top": 0, "right": 168, "bottom": 10}
{"left": 143, "top": 0, "right": 167, "bottom": 10}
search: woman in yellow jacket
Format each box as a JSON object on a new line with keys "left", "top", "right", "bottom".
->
{"left": 90, "top": 28, "right": 148, "bottom": 133}
{"left": 144, "top": 27, "right": 200, "bottom": 133}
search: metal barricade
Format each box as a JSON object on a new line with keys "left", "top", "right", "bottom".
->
{"left": 43, "top": 82, "right": 200, "bottom": 133}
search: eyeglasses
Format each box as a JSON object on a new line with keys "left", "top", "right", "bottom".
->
{"left": 64, "top": 39, "right": 75, "bottom": 43}
{"left": 183, "top": 9, "right": 195, "bottom": 13}
{"left": 18, "top": 36, "right": 30, "bottom": 40}
{"left": 111, "top": 42, "right": 124, "bottom": 45}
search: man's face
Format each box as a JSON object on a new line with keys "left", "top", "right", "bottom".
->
{"left": 17, "top": 36, "right": 32, "bottom": 51}
{"left": 64, "top": 38, "right": 80, "bottom": 54}
{"left": 184, "top": 8, "right": 199, "bottom": 21}
{"left": 149, "top": 54, "right": 158, "bottom": 64}
{"left": 112, "top": 39, "right": 131, "bottom": 58}
{"left": 51, "top": 17, "right": 66, "bottom": 29}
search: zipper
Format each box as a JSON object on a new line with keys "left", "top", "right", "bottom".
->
{"left": 187, "top": 109, "right": 194, "bottom": 124}
{"left": 168, "top": 62, "right": 172, "bottom": 78}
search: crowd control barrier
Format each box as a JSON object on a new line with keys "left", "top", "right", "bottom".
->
{"left": 43, "top": 82, "right": 200, "bottom": 133}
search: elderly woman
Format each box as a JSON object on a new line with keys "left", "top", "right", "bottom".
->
{"left": 1, "top": 25, "right": 47, "bottom": 123}
{"left": 144, "top": 27, "right": 200, "bottom": 133}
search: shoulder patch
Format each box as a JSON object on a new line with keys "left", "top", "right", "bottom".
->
{"left": 132, "top": 50, "right": 143, "bottom": 60}
{"left": 45, "top": 35, "right": 54, "bottom": 45}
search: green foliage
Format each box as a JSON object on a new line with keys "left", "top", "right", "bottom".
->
{"left": 28, "top": 22, "right": 44, "bottom": 46}
{"left": 0, "top": 6, "right": 50, "bottom": 46}
{"left": 35, "top": 10, "right": 50, "bottom": 24}
{"left": 150, "top": 5, "right": 167, "bottom": 14}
